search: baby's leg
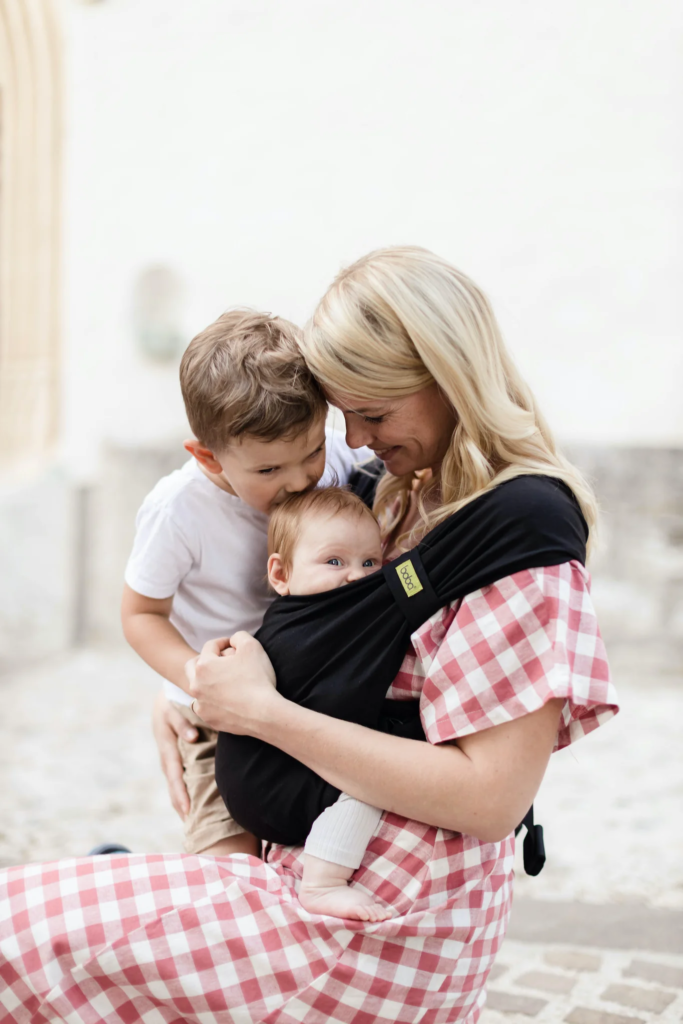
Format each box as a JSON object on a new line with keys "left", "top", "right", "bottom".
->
{"left": 299, "top": 794, "right": 389, "bottom": 921}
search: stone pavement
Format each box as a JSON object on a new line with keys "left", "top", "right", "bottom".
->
{"left": 481, "top": 941, "right": 683, "bottom": 1024}
{"left": 1, "top": 648, "right": 682, "bottom": 1022}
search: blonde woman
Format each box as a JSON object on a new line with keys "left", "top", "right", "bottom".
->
{"left": 0, "top": 249, "right": 617, "bottom": 1024}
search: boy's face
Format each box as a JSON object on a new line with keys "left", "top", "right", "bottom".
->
{"left": 269, "top": 509, "right": 383, "bottom": 596}
{"left": 187, "top": 416, "right": 327, "bottom": 514}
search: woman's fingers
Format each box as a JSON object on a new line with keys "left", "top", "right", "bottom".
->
{"left": 190, "top": 698, "right": 223, "bottom": 731}
{"left": 229, "top": 630, "right": 259, "bottom": 650}
{"left": 191, "top": 636, "right": 252, "bottom": 696}
{"left": 188, "top": 633, "right": 280, "bottom": 734}
{"left": 151, "top": 691, "right": 192, "bottom": 819}
{"left": 200, "top": 636, "right": 233, "bottom": 658}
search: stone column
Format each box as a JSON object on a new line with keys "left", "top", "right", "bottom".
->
{"left": 0, "top": 0, "right": 62, "bottom": 469}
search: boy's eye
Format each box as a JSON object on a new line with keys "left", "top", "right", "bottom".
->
{"left": 362, "top": 559, "right": 376, "bottom": 567}
{"left": 258, "top": 467, "right": 278, "bottom": 475}
{"left": 326, "top": 558, "right": 341, "bottom": 566}
{"left": 307, "top": 444, "right": 326, "bottom": 460}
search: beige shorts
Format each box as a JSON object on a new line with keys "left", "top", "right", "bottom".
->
{"left": 174, "top": 703, "right": 245, "bottom": 854}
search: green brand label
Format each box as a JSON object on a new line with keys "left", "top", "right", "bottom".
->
{"left": 396, "top": 559, "right": 424, "bottom": 597}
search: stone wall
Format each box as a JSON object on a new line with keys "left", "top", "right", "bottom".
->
{"left": 567, "top": 446, "right": 683, "bottom": 674}
{"left": 0, "top": 468, "right": 75, "bottom": 667}
{"left": 86, "top": 443, "right": 188, "bottom": 645}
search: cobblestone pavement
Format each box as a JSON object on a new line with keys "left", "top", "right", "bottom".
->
{"left": 481, "top": 942, "right": 683, "bottom": 1024}
{"left": 1, "top": 648, "right": 681, "bottom": 1022}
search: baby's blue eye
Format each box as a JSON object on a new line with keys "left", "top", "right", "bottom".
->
{"left": 327, "top": 558, "right": 341, "bottom": 566}
{"left": 362, "top": 559, "right": 375, "bottom": 567}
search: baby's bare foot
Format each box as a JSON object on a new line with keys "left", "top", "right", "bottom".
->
{"left": 299, "top": 881, "right": 391, "bottom": 922}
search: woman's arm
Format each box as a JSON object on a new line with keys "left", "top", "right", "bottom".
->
{"left": 190, "top": 634, "right": 562, "bottom": 843}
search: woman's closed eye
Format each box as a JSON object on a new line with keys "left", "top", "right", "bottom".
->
{"left": 363, "top": 415, "right": 384, "bottom": 424}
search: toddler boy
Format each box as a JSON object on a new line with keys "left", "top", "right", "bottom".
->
{"left": 122, "top": 309, "right": 368, "bottom": 858}
{"left": 266, "top": 487, "right": 390, "bottom": 922}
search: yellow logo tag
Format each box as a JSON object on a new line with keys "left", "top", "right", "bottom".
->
{"left": 396, "top": 559, "right": 424, "bottom": 597}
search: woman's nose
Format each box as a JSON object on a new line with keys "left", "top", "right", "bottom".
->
{"left": 343, "top": 413, "right": 373, "bottom": 450}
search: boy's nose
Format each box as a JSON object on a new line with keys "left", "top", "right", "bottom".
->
{"left": 285, "top": 469, "right": 315, "bottom": 495}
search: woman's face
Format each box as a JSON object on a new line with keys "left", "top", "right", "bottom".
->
{"left": 327, "top": 382, "right": 457, "bottom": 476}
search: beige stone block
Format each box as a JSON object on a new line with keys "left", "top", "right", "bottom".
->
{"left": 545, "top": 950, "right": 602, "bottom": 973}
{"left": 516, "top": 970, "right": 577, "bottom": 994}
{"left": 623, "top": 960, "right": 683, "bottom": 989}
{"left": 565, "top": 1008, "right": 644, "bottom": 1024}
{"left": 601, "top": 983, "right": 676, "bottom": 1014}
{"left": 486, "top": 991, "right": 547, "bottom": 1016}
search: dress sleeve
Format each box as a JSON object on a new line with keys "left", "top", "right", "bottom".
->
{"left": 417, "top": 561, "right": 618, "bottom": 752}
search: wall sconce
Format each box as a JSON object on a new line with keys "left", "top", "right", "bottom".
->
{"left": 132, "top": 265, "right": 186, "bottom": 364}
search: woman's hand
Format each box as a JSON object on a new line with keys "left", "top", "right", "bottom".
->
{"left": 151, "top": 691, "right": 198, "bottom": 819}
{"left": 189, "top": 633, "right": 283, "bottom": 735}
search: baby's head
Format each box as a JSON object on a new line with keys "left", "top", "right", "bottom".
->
{"left": 267, "top": 487, "right": 382, "bottom": 596}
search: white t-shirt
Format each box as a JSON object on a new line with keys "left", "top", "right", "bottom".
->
{"left": 125, "top": 428, "right": 372, "bottom": 705}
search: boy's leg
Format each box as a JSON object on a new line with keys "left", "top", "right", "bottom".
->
{"left": 174, "top": 703, "right": 260, "bottom": 858}
{"left": 299, "top": 794, "right": 390, "bottom": 921}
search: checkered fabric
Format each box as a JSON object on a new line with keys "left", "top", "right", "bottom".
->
{"left": 0, "top": 561, "right": 616, "bottom": 1024}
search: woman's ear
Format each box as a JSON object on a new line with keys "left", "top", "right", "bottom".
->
{"left": 184, "top": 438, "right": 224, "bottom": 475}
{"left": 267, "top": 553, "right": 290, "bottom": 596}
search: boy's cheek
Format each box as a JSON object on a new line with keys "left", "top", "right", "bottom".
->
{"left": 311, "top": 455, "right": 327, "bottom": 484}
{"left": 228, "top": 477, "right": 271, "bottom": 514}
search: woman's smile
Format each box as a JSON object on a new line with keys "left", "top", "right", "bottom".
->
{"left": 372, "top": 443, "right": 401, "bottom": 461}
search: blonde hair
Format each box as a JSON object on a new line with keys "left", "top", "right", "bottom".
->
{"left": 268, "top": 487, "right": 379, "bottom": 572}
{"left": 302, "top": 247, "right": 597, "bottom": 552}
{"left": 180, "top": 309, "right": 326, "bottom": 451}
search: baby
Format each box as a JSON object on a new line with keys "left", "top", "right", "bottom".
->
{"left": 266, "top": 486, "right": 391, "bottom": 922}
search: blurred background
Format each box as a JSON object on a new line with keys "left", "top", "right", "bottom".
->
{"left": 0, "top": 0, "right": 681, "bottom": 931}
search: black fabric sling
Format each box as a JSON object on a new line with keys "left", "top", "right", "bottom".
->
{"left": 215, "top": 473, "right": 587, "bottom": 861}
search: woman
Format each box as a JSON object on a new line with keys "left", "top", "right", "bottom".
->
{"left": 0, "top": 248, "right": 616, "bottom": 1024}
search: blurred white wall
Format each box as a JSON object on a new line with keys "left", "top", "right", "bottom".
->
{"left": 59, "top": 0, "right": 682, "bottom": 480}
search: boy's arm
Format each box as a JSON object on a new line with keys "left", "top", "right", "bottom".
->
{"left": 121, "top": 583, "right": 197, "bottom": 694}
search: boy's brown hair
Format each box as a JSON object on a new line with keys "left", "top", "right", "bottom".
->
{"left": 180, "top": 309, "right": 327, "bottom": 451}
{"left": 268, "top": 486, "right": 379, "bottom": 572}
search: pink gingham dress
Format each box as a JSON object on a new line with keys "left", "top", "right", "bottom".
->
{"left": 0, "top": 562, "right": 616, "bottom": 1024}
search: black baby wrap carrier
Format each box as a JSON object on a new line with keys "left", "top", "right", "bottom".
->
{"left": 215, "top": 473, "right": 587, "bottom": 873}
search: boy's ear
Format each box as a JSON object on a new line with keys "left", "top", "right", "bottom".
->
{"left": 184, "top": 439, "right": 224, "bottom": 475}
{"left": 267, "top": 553, "right": 290, "bottom": 596}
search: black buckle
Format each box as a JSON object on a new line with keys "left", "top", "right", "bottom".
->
{"left": 515, "top": 806, "right": 546, "bottom": 876}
